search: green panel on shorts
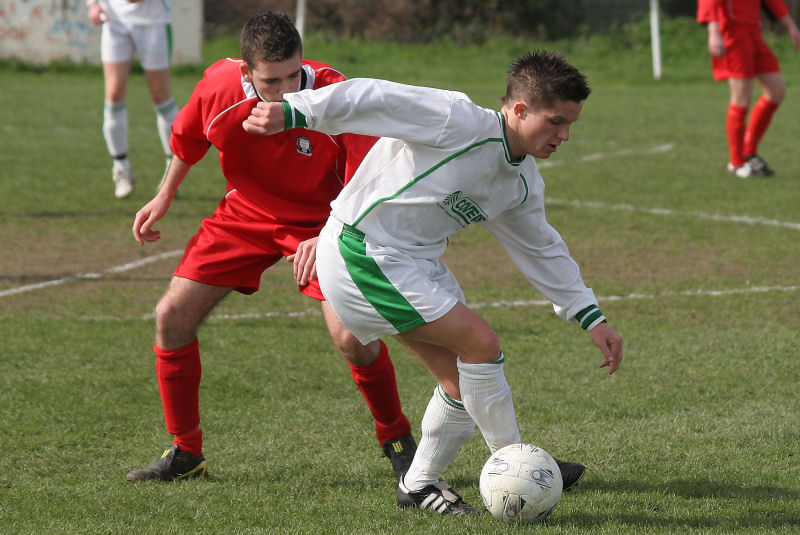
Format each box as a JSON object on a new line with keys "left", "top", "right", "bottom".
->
{"left": 338, "top": 226, "right": 426, "bottom": 334}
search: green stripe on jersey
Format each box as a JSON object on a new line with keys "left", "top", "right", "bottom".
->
{"left": 338, "top": 226, "right": 426, "bottom": 334}
{"left": 352, "top": 137, "right": 502, "bottom": 227}
{"left": 518, "top": 173, "right": 529, "bottom": 205}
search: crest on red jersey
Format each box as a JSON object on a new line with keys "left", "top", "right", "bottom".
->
{"left": 296, "top": 136, "right": 313, "bottom": 156}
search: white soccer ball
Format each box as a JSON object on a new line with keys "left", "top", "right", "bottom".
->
{"left": 479, "top": 443, "right": 563, "bottom": 524}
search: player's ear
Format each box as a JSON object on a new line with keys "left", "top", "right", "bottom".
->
{"left": 240, "top": 61, "right": 252, "bottom": 83}
{"left": 513, "top": 101, "right": 527, "bottom": 120}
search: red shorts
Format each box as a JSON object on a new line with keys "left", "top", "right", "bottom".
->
{"left": 712, "top": 24, "right": 780, "bottom": 81}
{"left": 174, "top": 189, "right": 325, "bottom": 300}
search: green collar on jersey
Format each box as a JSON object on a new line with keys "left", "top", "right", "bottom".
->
{"left": 497, "top": 111, "right": 524, "bottom": 165}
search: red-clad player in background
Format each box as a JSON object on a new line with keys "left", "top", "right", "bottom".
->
{"left": 127, "top": 11, "right": 416, "bottom": 481}
{"left": 698, "top": 0, "right": 800, "bottom": 178}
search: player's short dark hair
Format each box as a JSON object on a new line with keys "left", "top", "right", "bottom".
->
{"left": 241, "top": 11, "right": 302, "bottom": 67}
{"left": 501, "top": 50, "right": 590, "bottom": 109}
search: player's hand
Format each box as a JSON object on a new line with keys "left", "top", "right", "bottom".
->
{"left": 590, "top": 322, "right": 623, "bottom": 375}
{"left": 708, "top": 23, "right": 725, "bottom": 58}
{"left": 287, "top": 237, "right": 317, "bottom": 286}
{"left": 242, "top": 101, "right": 285, "bottom": 136}
{"left": 132, "top": 197, "right": 170, "bottom": 245}
{"left": 88, "top": 4, "right": 108, "bottom": 25}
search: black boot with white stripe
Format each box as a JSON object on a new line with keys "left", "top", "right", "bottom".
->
{"left": 396, "top": 479, "right": 480, "bottom": 515}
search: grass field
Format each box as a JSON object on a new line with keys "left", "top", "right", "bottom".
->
{"left": 1, "top": 17, "right": 799, "bottom": 534}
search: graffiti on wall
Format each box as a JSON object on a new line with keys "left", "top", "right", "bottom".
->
{"left": 0, "top": 0, "right": 101, "bottom": 63}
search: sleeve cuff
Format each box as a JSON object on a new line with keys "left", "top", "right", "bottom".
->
{"left": 281, "top": 102, "right": 307, "bottom": 130}
{"left": 575, "top": 304, "right": 606, "bottom": 331}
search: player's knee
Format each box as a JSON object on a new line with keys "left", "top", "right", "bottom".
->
{"left": 154, "top": 296, "right": 191, "bottom": 333}
{"left": 767, "top": 87, "right": 786, "bottom": 104}
{"left": 332, "top": 333, "right": 379, "bottom": 367}
{"left": 105, "top": 84, "right": 127, "bottom": 102}
{"left": 462, "top": 327, "right": 501, "bottom": 363}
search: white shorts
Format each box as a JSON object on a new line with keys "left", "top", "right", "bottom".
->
{"left": 101, "top": 20, "right": 172, "bottom": 70}
{"left": 316, "top": 217, "right": 464, "bottom": 344}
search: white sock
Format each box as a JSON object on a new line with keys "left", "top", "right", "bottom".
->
{"left": 103, "top": 101, "right": 128, "bottom": 159}
{"left": 155, "top": 98, "right": 179, "bottom": 157}
{"left": 112, "top": 157, "right": 131, "bottom": 173}
{"left": 402, "top": 384, "right": 475, "bottom": 492}
{"left": 458, "top": 354, "right": 520, "bottom": 453}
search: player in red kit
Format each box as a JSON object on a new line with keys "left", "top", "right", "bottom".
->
{"left": 697, "top": 0, "right": 800, "bottom": 177}
{"left": 127, "top": 11, "right": 416, "bottom": 482}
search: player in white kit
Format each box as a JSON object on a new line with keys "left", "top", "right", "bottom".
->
{"left": 87, "top": 0, "right": 179, "bottom": 198}
{"left": 243, "top": 50, "right": 624, "bottom": 515}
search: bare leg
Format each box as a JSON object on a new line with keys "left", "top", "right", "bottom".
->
{"left": 155, "top": 277, "right": 232, "bottom": 349}
{"left": 755, "top": 71, "right": 786, "bottom": 104}
{"left": 104, "top": 60, "right": 132, "bottom": 103}
{"left": 727, "top": 77, "right": 754, "bottom": 108}
{"left": 144, "top": 67, "right": 173, "bottom": 105}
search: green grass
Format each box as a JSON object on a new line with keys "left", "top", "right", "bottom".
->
{"left": 1, "top": 18, "right": 799, "bottom": 534}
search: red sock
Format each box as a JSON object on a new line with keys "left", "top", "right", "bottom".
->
{"left": 349, "top": 341, "right": 411, "bottom": 445}
{"left": 154, "top": 340, "right": 203, "bottom": 457}
{"left": 726, "top": 103, "right": 748, "bottom": 167}
{"left": 744, "top": 96, "right": 779, "bottom": 156}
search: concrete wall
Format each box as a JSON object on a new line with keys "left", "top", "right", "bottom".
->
{"left": 0, "top": 0, "right": 202, "bottom": 65}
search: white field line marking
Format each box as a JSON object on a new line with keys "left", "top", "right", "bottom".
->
{"left": 547, "top": 198, "right": 800, "bottom": 231}
{"left": 537, "top": 143, "right": 675, "bottom": 168}
{"left": 73, "top": 283, "right": 800, "bottom": 322}
{"left": 0, "top": 249, "right": 184, "bottom": 298}
{"left": 539, "top": 142, "right": 800, "bottom": 231}
{"left": 2, "top": 141, "right": 797, "bottom": 301}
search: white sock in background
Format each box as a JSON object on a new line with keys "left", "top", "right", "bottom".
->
{"left": 103, "top": 100, "right": 128, "bottom": 160}
{"left": 155, "top": 98, "right": 179, "bottom": 157}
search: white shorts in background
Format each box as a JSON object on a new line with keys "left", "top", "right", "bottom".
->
{"left": 316, "top": 217, "right": 465, "bottom": 344}
{"left": 101, "top": 20, "right": 172, "bottom": 70}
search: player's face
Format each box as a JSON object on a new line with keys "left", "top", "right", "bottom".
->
{"left": 241, "top": 53, "right": 304, "bottom": 103}
{"left": 507, "top": 99, "right": 583, "bottom": 159}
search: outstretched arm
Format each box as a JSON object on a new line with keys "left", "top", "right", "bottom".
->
{"left": 131, "top": 156, "right": 192, "bottom": 245}
{"left": 243, "top": 78, "right": 479, "bottom": 148}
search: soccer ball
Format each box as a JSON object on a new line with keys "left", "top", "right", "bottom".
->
{"left": 479, "top": 443, "right": 563, "bottom": 524}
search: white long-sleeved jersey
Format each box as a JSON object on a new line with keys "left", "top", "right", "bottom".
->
{"left": 283, "top": 78, "right": 604, "bottom": 327}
